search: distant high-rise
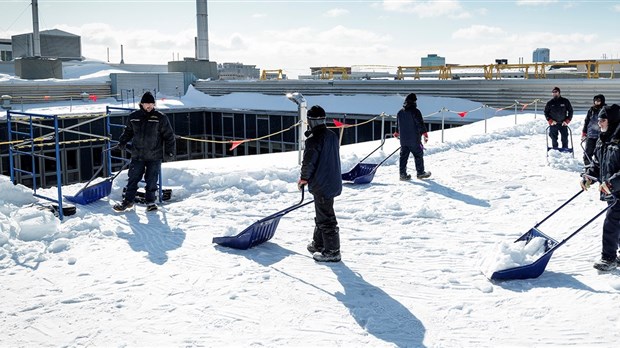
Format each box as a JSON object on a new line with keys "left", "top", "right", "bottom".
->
{"left": 533, "top": 48, "right": 550, "bottom": 63}
{"left": 421, "top": 54, "right": 445, "bottom": 67}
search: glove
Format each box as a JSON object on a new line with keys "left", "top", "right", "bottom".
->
{"left": 297, "top": 179, "right": 308, "bottom": 191}
{"left": 165, "top": 153, "right": 174, "bottom": 162}
{"left": 562, "top": 120, "right": 569, "bottom": 126}
{"left": 422, "top": 132, "right": 428, "bottom": 143}
{"left": 600, "top": 181, "right": 612, "bottom": 195}
{"left": 581, "top": 132, "right": 587, "bottom": 141}
{"left": 114, "top": 143, "right": 126, "bottom": 151}
{"left": 393, "top": 132, "right": 399, "bottom": 138}
{"left": 580, "top": 177, "right": 591, "bottom": 191}
{"left": 548, "top": 120, "right": 557, "bottom": 126}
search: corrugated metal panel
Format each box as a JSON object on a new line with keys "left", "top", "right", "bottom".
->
{"left": 111, "top": 72, "right": 187, "bottom": 98}
{"left": 194, "top": 79, "right": 620, "bottom": 112}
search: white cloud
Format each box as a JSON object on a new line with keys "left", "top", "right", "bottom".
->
{"left": 516, "top": 0, "right": 559, "bottom": 6}
{"left": 251, "top": 13, "right": 266, "bottom": 19}
{"left": 452, "top": 25, "right": 505, "bottom": 40}
{"left": 381, "top": 0, "right": 468, "bottom": 18}
{"left": 614, "top": 5, "right": 620, "bottom": 12}
{"left": 324, "top": 8, "right": 349, "bottom": 17}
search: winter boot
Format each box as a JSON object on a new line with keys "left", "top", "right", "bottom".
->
{"left": 593, "top": 257, "right": 618, "bottom": 271}
{"left": 400, "top": 174, "right": 412, "bottom": 181}
{"left": 307, "top": 241, "right": 323, "bottom": 254}
{"left": 113, "top": 200, "right": 134, "bottom": 212}
{"left": 313, "top": 250, "right": 341, "bottom": 262}
{"left": 417, "top": 171, "right": 432, "bottom": 179}
{"left": 146, "top": 203, "right": 158, "bottom": 212}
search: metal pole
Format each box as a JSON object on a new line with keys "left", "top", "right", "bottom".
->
{"left": 514, "top": 101, "right": 518, "bottom": 125}
{"left": 380, "top": 112, "right": 385, "bottom": 150}
{"left": 286, "top": 92, "right": 307, "bottom": 165}
{"left": 534, "top": 99, "right": 538, "bottom": 119}
{"left": 7, "top": 111, "right": 14, "bottom": 183}
{"left": 53, "top": 115, "right": 64, "bottom": 220}
{"left": 441, "top": 108, "right": 445, "bottom": 143}
{"left": 484, "top": 105, "right": 488, "bottom": 134}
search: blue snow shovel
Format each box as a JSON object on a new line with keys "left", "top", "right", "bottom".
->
{"left": 491, "top": 184, "right": 611, "bottom": 281}
{"left": 342, "top": 133, "right": 400, "bottom": 184}
{"left": 213, "top": 188, "right": 314, "bottom": 250}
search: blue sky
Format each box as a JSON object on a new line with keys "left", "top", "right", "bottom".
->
{"left": 2, "top": 0, "right": 620, "bottom": 77}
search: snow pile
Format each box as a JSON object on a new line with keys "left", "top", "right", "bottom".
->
{"left": 479, "top": 236, "right": 548, "bottom": 278}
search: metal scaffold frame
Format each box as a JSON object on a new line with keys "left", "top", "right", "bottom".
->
{"left": 7, "top": 110, "right": 66, "bottom": 219}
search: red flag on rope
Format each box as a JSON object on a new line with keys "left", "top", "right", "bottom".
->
{"left": 44, "top": 96, "right": 50, "bottom": 101}
{"left": 88, "top": 94, "right": 98, "bottom": 102}
{"left": 458, "top": 112, "right": 467, "bottom": 118}
{"left": 230, "top": 140, "right": 245, "bottom": 151}
{"left": 333, "top": 119, "right": 345, "bottom": 127}
{"left": 521, "top": 103, "right": 529, "bottom": 111}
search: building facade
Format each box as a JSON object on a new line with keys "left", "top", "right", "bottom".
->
{"left": 217, "top": 62, "right": 260, "bottom": 80}
{"left": 533, "top": 48, "right": 550, "bottom": 63}
{"left": 11, "top": 29, "right": 81, "bottom": 61}
{"left": 421, "top": 54, "right": 445, "bottom": 67}
{"left": 0, "top": 39, "right": 12, "bottom": 61}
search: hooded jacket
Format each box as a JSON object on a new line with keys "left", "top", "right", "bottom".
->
{"left": 118, "top": 107, "right": 176, "bottom": 161}
{"left": 396, "top": 101, "right": 427, "bottom": 146}
{"left": 582, "top": 95, "right": 605, "bottom": 139}
{"left": 585, "top": 104, "right": 620, "bottom": 201}
{"left": 300, "top": 124, "right": 342, "bottom": 199}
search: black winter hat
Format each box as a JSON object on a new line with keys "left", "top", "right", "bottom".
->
{"left": 594, "top": 94, "right": 605, "bottom": 104}
{"left": 552, "top": 86, "right": 561, "bottom": 93}
{"left": 307, "top": 105, "right": 326, "bottom": 130}
{"left": 307, "top": 105, "right": 326, "bottom": 119}
{"left": 405, "top": 93, "right": 417, "bottom": 102}
{"left": 598, "top": 104, "right": 620, "bottom": 125}
{"left": 140, "top": 91, "right": 155, "bottom": 104}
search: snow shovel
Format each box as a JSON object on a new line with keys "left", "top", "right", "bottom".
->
{"left": 64, "top": 159, "right": 129, "bottom": 205}
{"left": 342, "top": 133, "right": 400, "bottom": 184}
{"left": 213, "top": 188, "right": 314, "bottom": 250}
{"left": 491, "top": 187, "right": 610, "bottom": 281}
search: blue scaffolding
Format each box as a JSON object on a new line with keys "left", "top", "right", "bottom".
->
{"left": 7, "top": 110, "right": 67, "bottom": 219}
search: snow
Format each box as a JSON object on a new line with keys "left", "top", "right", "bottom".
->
{"left": 2, "top": 80, "right": 620, "bottom": 346}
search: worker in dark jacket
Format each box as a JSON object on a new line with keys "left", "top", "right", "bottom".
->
{"left": 581, "top": 94, "right": 605, "bottom": 167}
{"left": 544, "top": 86, "right": 574, "bottom": 149}
{"left": 114, "top": 91, "right": 176, "bottom": 212}
{"left": 394, "top": 93, "right": 431, "bottom": 180}
{"left": 298, "top": 105, "right": 343, "bottom": 262}
{"left": 581, "top": 104, "right": 620, "bottom": 271}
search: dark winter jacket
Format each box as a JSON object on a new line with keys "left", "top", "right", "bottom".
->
{"left": 585, "top": 104, "right": 620, "bottom": 201}
{"left": 118, "top": 107, "right": 176, "bottom": 162}
{"left": 396, "top": 105, "right": 427, "bottom": 146}
{"left": 544, "top": 96, "right": 573, "bottom": 124}
{"left": 300, "top": 124, "right": 342, "bottom": 199}
{"left": 582, "top": 104, "right": 605, "bottom": 139}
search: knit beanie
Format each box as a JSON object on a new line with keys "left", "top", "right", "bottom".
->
{"left": 140, "top": 91, "right": 155, "bottom": 104}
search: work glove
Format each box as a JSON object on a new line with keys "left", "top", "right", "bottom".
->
{"left": 580, "top": 177, "right": 592, "bottom": 191}
{"left": 422, "top": 132, "right": 428, "bottom": 143}
{"left": 548, "top": 120, "right": 557, "bottom": 126}
{"left": 581, "top": 132, "right": 587, "bottom": 141}
{"left": 114, "top": 143, "right": 126, "bottom": 151}
{"left": 393, "top": 132, "right": 399, "bottom": 138}
{"left": 297, "top": 179, "right": 308, "bottom": 191}
{"left": 562, "top": 120, "right": 570, "bottom": 126}
{"left": 600, "top": 181, "right": 613, "bottom": 195}
{"left": 164, "top": 153, "right": 174, "bottom": 162}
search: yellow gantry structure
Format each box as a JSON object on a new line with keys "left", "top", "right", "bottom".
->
{"left": 396, "top": 60, "right": 620, "bottom": 80}
{"left": 260, "top": 69, "right": 284, "bottom": 80}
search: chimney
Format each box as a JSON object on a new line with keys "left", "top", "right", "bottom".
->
{"left": 196, "top": 0, "right": 209, "bottom": 60}
{"left": 31, "top": 0, "right": 41, "bottom": 57}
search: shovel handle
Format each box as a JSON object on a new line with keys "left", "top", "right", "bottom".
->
{"left": 535, "top": 190, "right": 584, "bottom": 227}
